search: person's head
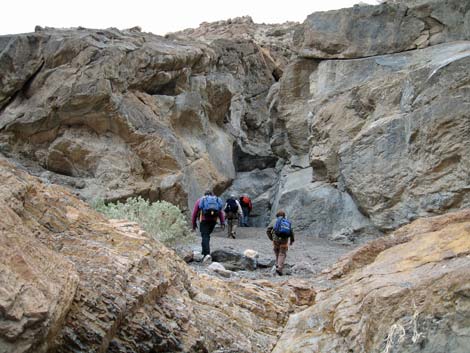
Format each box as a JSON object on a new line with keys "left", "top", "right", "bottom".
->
{"left": 204, "top": 190, "right": 213, "bottom": 196}
{"left": 276, "top": 210, "right": 286, "bottom": 218}
{"left": 230, "top": 194, "right": 236, "bottom": 199}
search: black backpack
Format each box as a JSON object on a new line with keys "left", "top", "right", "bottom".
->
{"left": 224, "top": 198, "right": 238, "bottom": 213}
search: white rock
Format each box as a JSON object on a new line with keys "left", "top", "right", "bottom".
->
{"left": 193, "top": 251, "right": 203, "bottom": 262}
{"left": 244, "top": 249, "right": 259, "bottom": 259}
{"left": 208, "top": 262, "right": 226, "bottom": 271}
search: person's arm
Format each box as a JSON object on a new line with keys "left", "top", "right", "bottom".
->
{"left": 219, "top": 208, "right": 226, "bottom": 225}
{"left": 248, "top": 199, "right": 253, "bottom": 210}
{"left": 266, "top": 226, "right": 273, "bottom": 241}
{"left": 290, "top": 228, "right": 295, "bottom": 245}
{"left": 191, "top": 199, "right": 200, "bottom": 230}
{"left": 236, "top": 200, "right": 244, "bottom": 217}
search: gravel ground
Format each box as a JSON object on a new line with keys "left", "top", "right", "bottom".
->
{"left": 185, "top": 226, "right": 359, "bottom": 280}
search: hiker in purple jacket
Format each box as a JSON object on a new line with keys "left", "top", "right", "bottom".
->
{"left": 191, "top": 190, "right": 225, "bottom": 262}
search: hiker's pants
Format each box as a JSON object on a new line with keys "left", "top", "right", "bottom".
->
{"left": 200, "top": 221, "right": 216, "bottom": 256}
{"left": 241, "top": 207, "right": 250, "bottom": 226}
{"left": 227, "top": 218, "right": 238, "bottom": 238}
{"left": 273, "top": 241, "right": 288, "bottom": 271}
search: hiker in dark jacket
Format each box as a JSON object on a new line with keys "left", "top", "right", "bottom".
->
{"left": 266, "top": 210, "right": 294, "bottom": 276}
{"left": 223, "top": 194, "right": 243, "bottom": 239}
{"left": 191, "top": 190, "right": 225, "bottom": 263}
{"left": 239, "top": 194, "right": 252, "bottom": 227}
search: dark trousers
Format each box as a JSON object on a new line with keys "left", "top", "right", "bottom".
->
{"left": 241, "top": 207, "right": 250, "bottom": 226}
{"left": 200, "top": 221, "right": 217, "bottom": 256}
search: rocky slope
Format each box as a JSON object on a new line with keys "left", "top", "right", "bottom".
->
{"left": 0, "top": 156, "right": 314, "bottom": 353}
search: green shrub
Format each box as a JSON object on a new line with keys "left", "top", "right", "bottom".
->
{"left": 93, "top": 196, "right": 193, "bottom": 245}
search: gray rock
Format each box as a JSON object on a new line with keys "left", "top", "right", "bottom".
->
{"left": 271, "top": 38, "right": 470, "bottom": 234}
{"left": 257, "top": 258, "right": 275, "bottom": 269}
{"left": 210, "top": 249, "right": 257, "bottom": 271}
{"left": 222, "top": 168, "right": 279, "bottom": 227}
{"left": 295, "top": 0, "right": 470, "bottom": 59}
{"left": 317, "top": 42, "right": 470, "bottom": 231}
{"left": 208, "top": 262, "right": 234, "bottom": 278}
{"left": 193, "top": 251, "right": 204, "bottom": 262}
{"left": 270, "top": 167, "right": 374, "bottom": 236}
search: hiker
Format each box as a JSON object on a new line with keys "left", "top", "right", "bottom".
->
{"left": 223, "top": 194, "right": 243, "bottom": 239}
{"left": 191, "top": 190, "right": 225, "bottom": 263}
{"left": 266, "top": 210, "right": 294, "bottom": 276}
{"left": 239, "top": 194, "right": 252, "bottom": 227}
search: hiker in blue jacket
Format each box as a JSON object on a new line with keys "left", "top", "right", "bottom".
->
{"left": 266, "top": 210, "right": 294, "bottom": 275}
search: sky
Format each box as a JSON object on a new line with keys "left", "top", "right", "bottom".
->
{"left": 1, "top": 0, "right": 378, "bottom": 36}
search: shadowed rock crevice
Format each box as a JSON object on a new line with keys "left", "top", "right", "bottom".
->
{"left": 232, "top": 142, "right": 278, "bottom": 172}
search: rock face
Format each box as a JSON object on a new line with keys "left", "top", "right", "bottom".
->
{"left": 0, "top": 21, "right": 296, "bottom": 211}
{"left": 269, "top": 0, "right": 470, "bottom": 234}
{"left": 272, "top": 209, "right": 470, "bottom": 353}
{"left": 273, "top": 40, "right": 470, "bottom": 233}
{"left": 295, "top": 0, "right": 470, "bottom": 59}
{"left": 0, "top": 157, "right": 313, "bottom": 353}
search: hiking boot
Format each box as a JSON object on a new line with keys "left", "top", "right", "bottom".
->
{"left": 230, "top": 234, "right": 236, "bottom": 239}
{"left": 202, "top": 255, "right": 212, "bottom": 264}
{"left": 276, "top": 269, "right": 283, "bottom": 276}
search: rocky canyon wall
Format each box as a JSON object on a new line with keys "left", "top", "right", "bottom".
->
{"left": 265, "top": 0, "right": 470, "bottom": 238}
{"left": 0, "top": 18, "right": 297, "bottom": 214}
{"left": 0, "top": 0, "right": 469, "bottom": 238}
{"left": 272, "top": 208, "right": 470, "bottom": 353}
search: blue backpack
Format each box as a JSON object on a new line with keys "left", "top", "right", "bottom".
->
{"left": 274, "top": 217, "right": 292, "bottom": 237}
{"left": 200, "top": 195, "right": 223, "bottom": 217}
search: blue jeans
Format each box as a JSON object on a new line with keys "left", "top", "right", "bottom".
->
{"left": 241, "top": 207, "right": 250, "bottom": 227}
{"left": 200, "top": 221, "right": 216, "bottom": 256}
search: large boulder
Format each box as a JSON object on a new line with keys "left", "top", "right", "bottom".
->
{"left": 272, "top": 209, "right": 470, "bottom": 353}
{"left": 211, "top": 249, "right": 257, "bottom": 271}
{"left": 271, "top": 24, "right": 470, "bottom": 235}
{"left": 222, "top": 168, "right": 279, "bottom": 226}
{"left": 308, "top": 41, "right": 470, "bottom": 231}
{"left": 295, "top": 0, "right": 470, "bottom": 59}
{"left": 270, "top": 167, "right": 374, "bottom": 237}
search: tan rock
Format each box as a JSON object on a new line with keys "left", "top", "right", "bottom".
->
{"left": 273, "top": 210, "right": 470, "bottom": 353}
